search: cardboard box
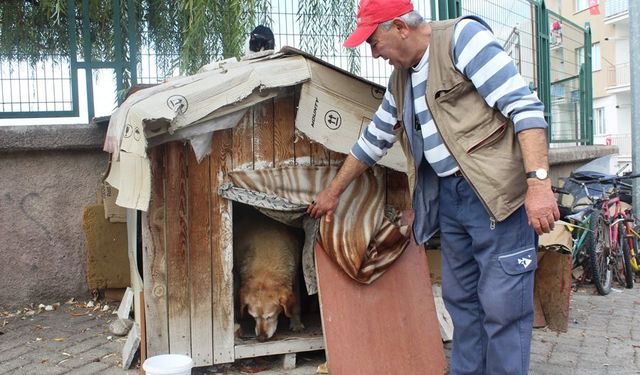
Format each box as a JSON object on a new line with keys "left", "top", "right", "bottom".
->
{"left": 102, "top": 182, "right": 127, "bottom": 223}
{"left": 295, "top": 59, "right": 407, "bottom": 173}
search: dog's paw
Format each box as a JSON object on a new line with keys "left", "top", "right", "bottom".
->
{"left": 289, "top": 318, "right": 305, "bottom": 332}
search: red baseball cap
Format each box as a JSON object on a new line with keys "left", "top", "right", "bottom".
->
{"left": 343, "top": 0, "right": 415, "bottom": 48}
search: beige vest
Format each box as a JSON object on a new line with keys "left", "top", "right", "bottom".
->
{"left": 390, "top": 17, "right": 527, "bottom": 221}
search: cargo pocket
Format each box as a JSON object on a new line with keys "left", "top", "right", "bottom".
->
{"left": 497, "top": 247, "right": 537, "bottom": 275}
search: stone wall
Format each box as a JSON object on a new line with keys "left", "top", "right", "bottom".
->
{"left": 0, "top": 125, "right": 108, "bottom": 308}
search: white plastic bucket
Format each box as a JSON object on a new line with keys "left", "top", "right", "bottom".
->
{"left": 142, "top": 354, "right": 194, "bottom": 375}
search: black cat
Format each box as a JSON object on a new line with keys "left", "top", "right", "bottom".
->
{"left": 249, "top": 25, "right": 275, "bottom": 52}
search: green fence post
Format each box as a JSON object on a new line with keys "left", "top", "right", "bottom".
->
{"left": 534, "top": 0, "right": 552, "bottom": 140}
{"left": 128, "top": 0, "right": 138, "bottom": 89}
{"left": 438, "top": 0, "right": 461, "bottom": 20}
{"left": 67, "top": 0, "right": 79, "bottom": 118}
{"left": 583, "top": 22, "right": 593, "bottom": 145}
{"left": 113, "top": 0, "right": 124, "bottom": 96}
{"left": 80, "top": 0, "right": 95, "bottom": 122}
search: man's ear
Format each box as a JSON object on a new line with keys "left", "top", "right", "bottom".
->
{"left": 392, "top": 18, "right": 410, "bottom": 38}
{"left": 278, "top": 288, "right": 296, "bottom": 318}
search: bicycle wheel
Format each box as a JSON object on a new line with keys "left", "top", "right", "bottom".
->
{"left": 633, "top": 224, "right": 640, "bottom": 271}
{"left": 616, "top": 222, "right": 634, "bottom": 288}
{"left": 585, "top": 209, "right": 612, "bottom": 295}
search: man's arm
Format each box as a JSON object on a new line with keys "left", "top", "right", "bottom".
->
{"left": 454, "top": 19, "right": 559, "bottom": 234}
{"left": 307, "top": 154, "right": 369, "bottom": 222}
{"left": 308, "top": 83, "right": 400, "bottom": 222}
{"left": 518, "top": 128, "right": 560, "bottom": 234}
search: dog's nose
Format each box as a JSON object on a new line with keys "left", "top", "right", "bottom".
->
{"left": 257, "top": 335, "right": 268, "bottom": 342}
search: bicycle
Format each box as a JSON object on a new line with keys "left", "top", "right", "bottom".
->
{"left": 552, "top": 186, "right": 606, "bottom": 292}
{"left": 562, "top": 173, "right": 640, "bottom": 294}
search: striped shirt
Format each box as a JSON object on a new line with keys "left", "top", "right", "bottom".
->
{"left": 351, "top": 19, "right": 547, "bottom": 176}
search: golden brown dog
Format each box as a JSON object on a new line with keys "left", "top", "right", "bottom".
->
{"left": 233, "top": 204, "right": 304, "bottom": 341}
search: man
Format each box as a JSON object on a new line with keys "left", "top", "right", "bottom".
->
{"left": 307, "top": 0, "right": 560, "bottom": 374}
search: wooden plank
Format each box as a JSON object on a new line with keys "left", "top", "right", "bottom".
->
{"left": 232, "top": 111, "right": 254, "bottom": 170}
{"left": 117, "top": 287, "right": 134, "bottom": 320}
{"left": 139, "top": 292, "right": 147, "bottom": 374}
{"left": 126, "top": 209, "right": 144, "bottom": 329}
{"left": 273, "top": 88, "right": 296, "bottom": 167}
{"left": 187, "top": 149, "right": 213, "bottom": 366}
{"left": 253, "top": 99, "right": 275, "bottom": 169}
{"left": 386, "top": 170, "right": 411, "bottom": 211}
{"left": 315, "top": 238, "right": 446, "bottom": 375}
{"left": 210, "top": 129, "right": 235, "bottom": 364}
{"left": 142, "top": 145, "right": 169, "bottom": 356}
{"left": 234, "top": 336, "right": 325, "bottom": 359}
{"left": 534, "top": 250, "right": 572, "bottom": 332}
{"left": 165, "top": 141, "right": 191, "bottom": 356}
{"left": 329, "top": 151, "right": 347, "bottom": 167}
{"left": 293, "top": 85, "right": 312, "bottom": 166}
{"left": 122, "top": 322, "right": 141, "bottom": 369}
{"left": 311, "top": 143, "right": 330, "bottom": 166}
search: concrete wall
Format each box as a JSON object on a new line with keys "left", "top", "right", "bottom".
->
{"left": 0, "top": 125, "right": 108, "bottom": 308}
{"left": 0, "top": 122, "right": 618, "bottom": 309}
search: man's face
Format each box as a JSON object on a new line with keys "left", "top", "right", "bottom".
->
{"left": 367, "top": 22, "right": 409, "bottom": 69}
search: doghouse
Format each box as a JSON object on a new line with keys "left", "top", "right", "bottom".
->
{"left": 103, "top": 47, "right": 445, "bottom": 371}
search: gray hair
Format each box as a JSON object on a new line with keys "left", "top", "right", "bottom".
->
{"left": 380, "top": 11, "right": 425, "bottom": 30}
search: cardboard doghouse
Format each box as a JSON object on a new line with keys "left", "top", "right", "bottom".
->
{"left": 103, "top": 47, "right": 445, "bottom": 372}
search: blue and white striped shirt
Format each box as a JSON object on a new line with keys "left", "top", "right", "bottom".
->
{"left": 351, "top": 19, "right": 547, "bottom": 176}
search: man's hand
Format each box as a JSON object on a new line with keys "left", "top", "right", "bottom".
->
{"left": 307, "top": 187, "right": 340, "bottom": 223}
{"left": 524, "top": 179, "right": 560, "bottom": 235}
{"left": 306, "top": 155, "right": 369, "bottom": 223}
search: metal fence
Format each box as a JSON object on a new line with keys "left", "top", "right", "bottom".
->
{"left": 0, "top": 0, "right": 593, "bottom": 145}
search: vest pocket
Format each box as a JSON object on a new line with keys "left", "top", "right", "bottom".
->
{"left": 466, "top": 121, "right": 508, "bottom": 154}
{"left": 498, "top": 247, "right": 537, "bottom": 275}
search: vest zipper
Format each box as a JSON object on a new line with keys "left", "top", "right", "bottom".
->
{"left": 431, "top": 121, "right": 498, "bottom": 225}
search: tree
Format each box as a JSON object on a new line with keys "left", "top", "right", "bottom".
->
{"left": 0, "top": 0, "right": 359, "bottom": 83}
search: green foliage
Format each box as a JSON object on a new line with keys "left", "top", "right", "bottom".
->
{"left": 1, "top": 0, "right": 357, "bottom": 77}
{"left": 297, "top": 0, "right": 360, "bottom": 74}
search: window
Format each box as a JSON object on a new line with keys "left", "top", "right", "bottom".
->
{"left": 594, "top": 107, "right": 606, "bottom": 135}
{"left": 576, "top": 44, "right": 600, "bottom": 72}
{"left": 576, "top": 47, "right": 584, "bottom": 67}
{"left": 592, "top": 43, "right": 601, "bottom": 71}
{"left": 576, "top": 0, "right": 590, "bottom": 12}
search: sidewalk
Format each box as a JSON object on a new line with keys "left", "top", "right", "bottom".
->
{"left": 1, "top": 283, "right": 639, "bottom": 374}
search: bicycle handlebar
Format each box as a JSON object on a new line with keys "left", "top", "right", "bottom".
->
{"left": 569, "top": 173, "right": 640, "bottom": 185}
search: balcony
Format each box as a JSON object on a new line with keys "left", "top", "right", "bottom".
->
{"left": 606, "top": 62, "right": 630, "bottom": 92}
{"left": 604, "top": 0, "right": 629, "bottom": 24}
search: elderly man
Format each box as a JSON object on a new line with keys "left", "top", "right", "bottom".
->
{"left": 307, "top": 0, "right": 559, "bottom": 374}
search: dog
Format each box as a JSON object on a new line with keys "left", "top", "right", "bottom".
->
{"left": 233, "top": 204, "right": 304, "bottom": 341}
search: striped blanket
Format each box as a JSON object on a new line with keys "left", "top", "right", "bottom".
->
{"left": 220, "top": 165, "right": 410, "bottom": 285}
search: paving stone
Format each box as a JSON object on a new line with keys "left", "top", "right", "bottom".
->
{"left": 58, "top": 346, "right": 113, "bottom": 369}
{"left": 65, "top": 361, "right": 111, "bottom": 374}
{"left": 0, "top": 345, "right": 32, "bottom": 363}
{"left": 0, "top": 356, "right": 32, "bottom": 374}
{"left": 64, "top": 335, "right": 111, "bottom": 356}
{"left": 9, "top": 362, "right": 68, "bottom": 375}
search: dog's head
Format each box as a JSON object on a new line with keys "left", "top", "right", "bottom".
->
{"left": 239, "top": 280, "right": 296, "bottom": 341}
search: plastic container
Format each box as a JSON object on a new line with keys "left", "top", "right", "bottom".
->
{"left": 142, "top": 354, "right": 194, "bottom": 375}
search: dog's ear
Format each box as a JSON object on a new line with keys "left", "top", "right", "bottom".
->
{"left": 278, "top": 288, "right": 296, "bottom": 318}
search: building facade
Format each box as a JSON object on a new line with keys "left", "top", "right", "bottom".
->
{"left": 547, "top": 0, "right": 632, "bottom": 168}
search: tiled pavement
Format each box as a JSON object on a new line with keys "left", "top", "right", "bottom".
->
{"left": 1, "top": 283, "right": 639, "bottom": 374}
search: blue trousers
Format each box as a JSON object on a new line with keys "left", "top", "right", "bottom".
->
{"left": 439, "top": 175, "right": 536, "bottom": 375}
